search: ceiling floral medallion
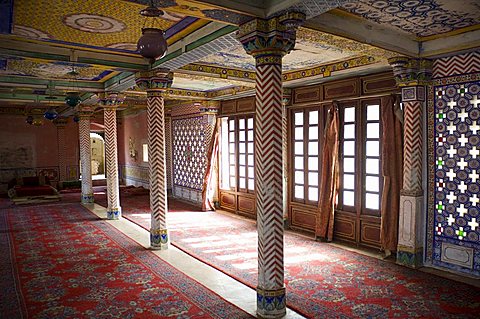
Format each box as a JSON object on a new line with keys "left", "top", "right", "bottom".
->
{"left": 13, "top": 25, "right": 52, "bottom": 39}
{"left": 63, "top": 14, "right": 126, "bottom": 33}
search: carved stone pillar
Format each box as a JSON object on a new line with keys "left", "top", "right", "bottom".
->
{"left": 53, "top": 118, "right": 68, "bottom": 183}
{"left": 99, "top": 93, "right": 123, "bottom": 220}
{"left": 135, "top": 69, "right": 173, "bottom": 249}
{"left": 389, "top": 56, "right": 432, "bottom": 268}
{"left": 78, "top": 106, "right": 95, "bottom": 204}
{"left": 238, "top": 12, "right": 304, "bottom": 318}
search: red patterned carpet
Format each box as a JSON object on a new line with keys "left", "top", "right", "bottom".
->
{"left": 0, "top": 203, "right": 253, "bottom": 319}
{"left": 99, "top": 188, "right": 480, "bottom": 319}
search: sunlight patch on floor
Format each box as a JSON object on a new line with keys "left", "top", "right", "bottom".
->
{"left": 181, "top": 236, "right": 222, "bottom": 243}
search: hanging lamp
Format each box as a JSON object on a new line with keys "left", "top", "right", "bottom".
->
{"left": 137, "top": 0, "right": 167, "bottom": 64}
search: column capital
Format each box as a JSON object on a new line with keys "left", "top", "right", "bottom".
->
{"left": 282, "top": 88, "right": 292, "bottom": 106}
{"left": 76, "top": 105, "right": 95, "bottom": 118}
{"left": 135, "top": 68, "right": 173, "bottom": 91}
{"left": 53, "top": 117, "right": 68, "bottom": 127}
{"left": 197, "top": 100, "right": 220, "bottom": 114}
{"left": 238, "top": 11, "right": 305, "bottom": 65}
{"left": 388, "top": 56, "right": 433, "bottom": 87}
{"left": 98, "top": 92, "right": 125, "bottom": 109}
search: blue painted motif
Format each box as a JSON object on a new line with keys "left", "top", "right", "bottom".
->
{"left": 0, "top": 0, "right": 13, "bottom": 34}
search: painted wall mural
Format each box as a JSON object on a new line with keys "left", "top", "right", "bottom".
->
{"left": 428, "top": 51, "right": 480, "bottom": 277}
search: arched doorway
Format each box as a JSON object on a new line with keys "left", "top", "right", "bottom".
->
{"left": 90, "top": 133, "right": 105, "bottom": 179}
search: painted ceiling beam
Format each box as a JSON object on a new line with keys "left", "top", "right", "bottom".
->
{"left": 304, "top": 10, "right": 419, "bottom": 57}
{"left": 420, "top": 29, "right": 480, "bottom": 58}
{"left": 0, "top": 35, "right": 148, "bottom": 71}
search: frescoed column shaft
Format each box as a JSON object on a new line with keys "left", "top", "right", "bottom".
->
{"left": 238, "top": 12, "right": 304, "bottom": 319}
{"left": 78, "top": 109, "right": 94, "bottom": 203}
{"left": 389, "top": 56, "right": 432, "bottom": 268}
{"left": 101, "top": 94, "right": 122, "bottom": 220}
{"left": 135, "top": 69, "right": 173, "bottom": 250}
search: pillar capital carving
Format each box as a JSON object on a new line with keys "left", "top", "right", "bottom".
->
{"left": 282, "top": 88, "right": 292, "bottom": 106}
{"left": 98, "top": 92, "right": 125, "bottom": 109}
{"left": 76, "top": 105, "right": 95, "bottom": 118}
{"left": 388, "top": 56, "right": 433, "bottom": 87}
{"left": 238, "top": 12, "right": 305, "bottom": 65}
{"left": 135, "top": 68, "right": 173, "bottom": 91}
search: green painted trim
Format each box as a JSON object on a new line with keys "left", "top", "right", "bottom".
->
{"left": 103, "top": 71, "right": 134, "bottom": 88}
{"left": 1, "top": 48, "right": 68, "bottom": 62}
{"left": 78, "top": 57, "right": 147, "bottom": 71}
{"left": 0, "top": 76, "right": 103, "bottom": 89}
{"left": 185, "top": 25, "right": 238, "bottom": 52}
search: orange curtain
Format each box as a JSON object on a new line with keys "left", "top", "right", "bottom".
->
{"left": 202, "top": 121, "right": 219, "bottom": 211}
{"left": 315, "top": 103, "right": 340, "bottom": 241}
{"left": 380, "top": 95, "right": 403, "bottom": 252}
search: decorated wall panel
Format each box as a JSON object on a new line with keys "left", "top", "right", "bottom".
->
{"left": 428, "top": 52, "right": 480, "bottom": 277}
{"left": 172, "top": 116, "right": 206, "bottom": 192}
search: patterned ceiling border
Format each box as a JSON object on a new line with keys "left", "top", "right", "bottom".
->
{"left": 179, "top": 63, "right": 256, "bottom": 81}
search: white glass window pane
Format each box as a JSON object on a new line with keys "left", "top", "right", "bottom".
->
{"left": 230, "top": 177, "right": 236, "bottom": 187}
{"left": 239, "top": 154, "right": 246, "bottom": 165}
{"left": 248, "top": 142, "right": 254, "bottom": 153}
{"left": 367, "top": 104, "right": 380, "bottom": 121}
{"left": 343, "top": 190, "right": 355, "bottom": 206}
{"left": 229, "top": 120, "right": 235, "bottom": 130}
{"left": 344, "top": 124, "right": 355, "bottom": 139}
{"left": 309, "top": 111, "right": 318, "bottom": 125}
{"left": 239, "top": 131, "right": 245, "bottom": 142}
{"left": 344, "top": 157, "right": 355, "bottom": 173}
{"left": 366, "top": 176, "right": 379, "bottom": 192}
{"left": 247, "top": 117, "right": 253, "bottom": 129}
{"left": 308, "top": 156, "right": 318, "bottom": 171}
{"left": 366, "top": 158, "right": 379, "bottom": 174}
{"left": 295, "top": 156, "right": 304, "bottom": 170}
{"left": 295, "top": 185, "right": 304, "bottom": 199}
{"left": 239, "top": 165, "right": 246, "bottom": 177}
{"left": 295, "top": 112, "right": 303, "bottom": 125}
{"left": 367, "top": 123, "right": 380, "bottom": 139}
{"left": 308, "top": 187, "right": 318, "bottom": 201}
{"left": 247, "top": 130, "right": 254, "bottom": 141}
{"left": 248, "top": 179, "right": 255, "bottom": 190}
{"left": 308, "top": 172, "right": 318, "bottom": 186}
{"left": 309, "top": 126, "right": 318, "bottom": 140}
{"left": 248, "top": 166, "right": 254, "bottom": 177}
{"left": 343, "top": 174, "right": 355, "bottom": 190}
{"left": 239, "top": 119, "right": 245, "bottom": 129}
{"left": 143, "top": 144, "right": 148, "bottom": 162}
{"left": 366, "top": 141, "right": 379, "bottom": 156}
{"left": 248, "top": 154, "right": 254, "bottom": 164}
{"left": 295, "top": 171, "right": 304, "bottom": 184}
{"left": 295, "top": 127, "right": 304, "bottom": 139}
{"left": 344, "top": 107, "right": 355, "bottom": 123}
{"left": 308, "top": 142, "right": 318, "bottom": 156}
{"left": 295, "top": 142, "right": 303, "bottom": 155}
{"left": 344, "top": 141, "right": 355, "bottom": 156}
{"left": 365, "top": 193, "right": 379, "bottom": 210}
{"left": 229, "top": 154, "right": 235, "bottom": 164}
{"left": 229, "top": 132, "right": 235, "bottom": 142}
{"left": 229, "top": 143, "right": 235, "bottom": 153}
{"left": 239, "top": 177, "right": 246, "bottom": 188}
{"left": 239, "top": 143, "right": 246, "bottom": 153}
{"left": 229, "top": 165, "right": 235, "bottom": 175}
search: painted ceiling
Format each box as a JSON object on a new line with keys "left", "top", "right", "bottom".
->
{"left": 12, "top": 0, "right": 183, "bottom": 52}
{"left": 341, "top": 0, "right": 480, "bottom": 37}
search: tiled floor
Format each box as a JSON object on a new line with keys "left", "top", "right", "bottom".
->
{"left": 87, "top": 203, "right": 306, "bottom": 319}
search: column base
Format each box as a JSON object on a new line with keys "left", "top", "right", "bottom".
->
{"left": 150, "top": 228, "right": 169, "bottom": 250}
{"left": 107, "top": 207, "right": 122, "bottom": 220}
{"left": 256, "top": 287, "right": 286, "bottom": 319}
{"left": 81, "top": 193, "right": 94, "bottom": 204}
{"left": 397, "top": 245, "right": 423, "bottom": 268}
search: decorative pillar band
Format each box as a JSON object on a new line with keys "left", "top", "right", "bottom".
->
{"left": 135, "top": 69, "right": 172, "bottom": 249}
{"left": 239, "top": 13, "right": 304, "bottom": 318}
{"left": 77, "top": 106, "right": 94, "bottom": 204}
{"left": 100, "top": 93, "right": 123, "bottom": 220}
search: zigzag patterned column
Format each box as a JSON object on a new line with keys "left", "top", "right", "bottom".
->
{"left": 135, "top": 69, "right": 173, "bottom": 250}
{"left": 78, "top": 107, "right": 94, "bottom": 204}
{"left": 238, "top": 12, "right": 304, "bottom": 319}
{"left": 100, "top": 93, "right": 123, "bottom": 220}
{"left": 389, "top": 57, "right": 432, "bottom": 268}
{"left": 54, "top": 118, "right": 68, "bottom": 183}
